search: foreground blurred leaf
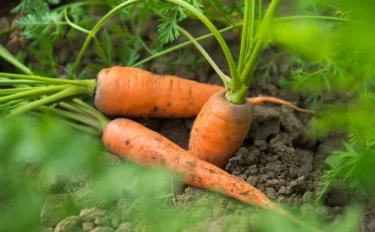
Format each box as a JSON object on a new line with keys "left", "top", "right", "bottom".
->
{"left": 0, "top": 115, "right": 105, "bottom": 231}
{"left": 267, "top": 20, "right": 337, "bottom": 62}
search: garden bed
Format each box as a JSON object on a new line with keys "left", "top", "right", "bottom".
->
{"left": 0, "top": 1, "right": 374, "bottom": 232}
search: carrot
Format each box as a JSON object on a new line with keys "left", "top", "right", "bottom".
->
{"left": 103, "top": 117, "right": 275, "bottom": 209}
{"left": 94, "top": 66, "right": 313, "bottom": 118}
{"left": 102, "top": 118, "right": 321, "bottom": 232}
{"left": 188, "top": 90, "right": 252, "bottom": 168}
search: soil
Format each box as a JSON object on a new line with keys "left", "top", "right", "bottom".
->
{"left": 1, "top": 1, "right": 374, "bottom": 232}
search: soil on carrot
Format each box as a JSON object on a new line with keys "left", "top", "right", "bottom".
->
{"left": 0, "top": 2, "right": 374, "bottom": 231}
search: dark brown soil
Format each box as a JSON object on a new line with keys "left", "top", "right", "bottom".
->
{"left": 1, "top": 1, "right": 374, "bottom": 232}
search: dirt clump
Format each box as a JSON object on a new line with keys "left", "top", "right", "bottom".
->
{"left": 225, "top": 104, "right": 322, "bottom": 209}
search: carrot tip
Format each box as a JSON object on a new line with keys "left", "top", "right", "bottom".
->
{"left": 247, "top": 96, "right": 315, "bottom": 114}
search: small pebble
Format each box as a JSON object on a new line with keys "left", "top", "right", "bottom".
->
{"left": 90, "top": 227, "right": 114, "bottom": 232}
{"left": 302, "top": 191, "right": 313, "bottom": 203}
{"left": 254, "top": 140, "right": 268, "bottom": 151}
{"left": 116, "top": 222, "right": 133, "bottom": 232}
{"left": 265, "top": 187, "right": 276, "bottom": 199}
{"left": 82, "top": 222, "right": 95, "bottom": 231}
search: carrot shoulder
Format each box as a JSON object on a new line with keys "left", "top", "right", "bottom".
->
{"left": 102, "top": 118, "right": 274, "bottom": 210}
{"left": 94, "top": 66, "right": 313, "bottom": 118}
{"left": 188, "top": 90, "right": 252, "bottom": 168}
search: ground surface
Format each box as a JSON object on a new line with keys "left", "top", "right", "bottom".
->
{"left": 0, "top": 1, "right": 374, "bottom": 232}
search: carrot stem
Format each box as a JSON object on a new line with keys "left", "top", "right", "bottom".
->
{"left": 238, "top": 0, "right": 252, "bottom": 74}
{"left": 0, "top": 87, "right": 39, "bottom": 95}
{"left": 239, "top": 0, "right": 281, "bottom": 88}
{"left": 59, "top": 102, "right": 90, "bottom": 115}
{"left": 134, "top": 23, "right": 241, "bottom": 67}
{"left": 258, "top": 0, "right": 262, "bottom": 22}
{"left": 178, "top": 27, "right": 231, "bottom": 89}
{"left": 248, "top": 0, "right": 256, "bottom": 58}
{"left": 165, "top": 0, "right": 240, "bottom": 98}
{"left": 0, "top": 80, "right": 45, "bottom": 85}
{"left": 64, "top": 7, "right": 111, "bottom": 66}
{"left": 8, "top": 85, "right": 88, "bottom": 117}
{"left": 64, "top": 120, "right": 101, "bottom": 135}
{"left": 0, "top": 85, "right": 71, "bottom": 103}
{"left": 36, "top": 105, "right": 101, "bottom": 131}
{"left": 0, "top": 99, "right": 26, "bottom": 112}
{"left": 0, "top": 44, "right": 33, "bottom": 75}
{"left": 70, "top": 98, "right": 109, "bottom": 130}
{"left": 0, "top": 72, "right": 96, "bottom": 87}
{"left": 133, "top": 15, "right": 346, "bottom": 68}
{"left": 63, "top": 8, "right": 91, "bottom": 34}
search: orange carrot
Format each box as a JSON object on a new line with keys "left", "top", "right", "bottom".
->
{"left": 94, "top": 66, "right": 313, "bottom": 118}
{"left": 102, "top": 117, "right": 275, "bottom": 209}
{"left": 102, "top": 118, "right": 321, "bottom": 232}
{"left": 188, "top": 90, "right": 252, "bottom": 168}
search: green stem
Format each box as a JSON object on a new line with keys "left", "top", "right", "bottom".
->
{"left": 258, "top": 0, "right": 262, "bottom": 23}
{"left": 64, "top": 8, "right": 91, "bottom": 34}
{"left": 242, "top": 0, "right": 257, "bottom": 65}
{"left": 0, "top": 41, "right": 34, "bottom": 88}
{"left": 133, "top": 23, "right": 240, "bottom": 67}
{"left": 165, "top": 0, "right": 240, "bottom": 95}
{"left": 59, "top": 102, "right": 89, "bottom": 115}
{"left": 133, "top": 14, "right": 345, "bottom": 68}
{"left": 228, "top": 0, "right": 281, "bottom": 104}
{"left": 0, "top": 80, "right": 45, "bottom": 85}
{"left": 64, "top": 8, "right": 111, "bottom": 65}
{"left": 71, "top": 98, "right": 109, "bottom": 129}
{"left": 37, "top": 106, "right": 100, "bottom": 131}
{"left": 55, "top": 100, "right": 108, "bottom": 133}
{"left": 0, "top": 44, "right": 33, "bottom": 75}
{"left": 248, "top": 0, "right": 256, "bottom": 56}
{"left": 0, "top": 99, "right": 26, "bottom": 112}
{"left": 225, "top": 84, "right": 249, "bottom": 103}
{"left": 178, "top": 27, "right": 231, "bottom": 89}
{"left": 69, "top": 0, "right": 346, "bottom": 79}
{"left": 64, "top": 121, "right": 101, "bottom": 136}
{"left": 32, "top": 112, "right": 101, "bottom": 135}
{"left": 238, "top": 0, "right": 251, "bottom": 74}
{"left": 0, "top": 85, "right": 71, "bottom": 103}
{"left": 8, "top": 85, "right": 88, "bottom": 117}
{"left": 0, "top": 73, "right": 96, "bottom": 87}
{"left": 0, "top": 87, "right": 37, "bottom": 95}
{"left": 70, "top": 0, "right": 141, "bottom": 76}
{"left": 240, "top": 0, "right": 281, "bottom": 87}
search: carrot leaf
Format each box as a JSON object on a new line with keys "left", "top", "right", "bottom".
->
{"left": 153, "top": 0, "right": 203, "bottom": 44}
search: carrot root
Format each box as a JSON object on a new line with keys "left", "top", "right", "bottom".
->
{"left": 102, "top": 118, "right": 272, "bottom": 209}
{"left": 248, "top": 96, "right": 314, "bottom": 114}
{"left": 188, "top": 90, "right": 252, "bottom": 168}
{"left": 102, "top": 118, "right": 322, "bottom": 232}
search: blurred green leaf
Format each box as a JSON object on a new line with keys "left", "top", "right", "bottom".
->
{"left": 267, "top": 20, "right": 336, "bottom": 62}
